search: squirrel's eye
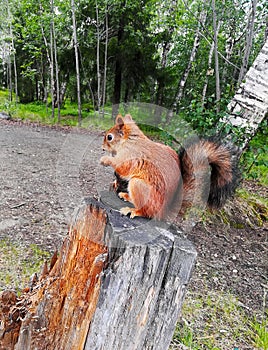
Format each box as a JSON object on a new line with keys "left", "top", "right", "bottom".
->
{"left": 107, "top": 133, "right": 114, "bottom": 142}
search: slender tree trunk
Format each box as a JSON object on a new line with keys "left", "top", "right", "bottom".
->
{"left": 101, "top": 5, "right": 109, "bottom": 117}
{"left": 237, "top": 0, "right": 257, "bottom": 86}
{"left": 50, "top": 0, "right": 55, "bottom": 119}
{"left": 8, "top": 5, "right": 18, "bottom": 104}
{"left": 13, "top": 54, "right": 18, "bottom": 104}
{"left": 155, "top": 0, "right": 178, "bottom": 106}
{"left": 212, "top": 0, "right": 220, "bottom": 112}
{"left": 265, "top": 15, "right": 268, "bottom": 41}
{"left": 8, "top": 54, "right": 12, "bottom": 102}
{"left": 39, "top": 3, "right": 51, "bottom": 108}
{"left": 155, "top": 41, "right": 173, "bottom": 107}
{"left": 112, "top": 1, "right": 126, "bottom": 117}
{"left": 201, "top": 20, "right": 221, "bottom": 109}
{"left": 52, "top": 20, "right": 60, "bottom": 123}
{"left": 172, "top": 7, "right": 207, "bottom": 113}
{"left": 96, "top": 0, "right": 101, "bottom": 114}
{"left": 221, "top": 35, "right": 235, "bottom": 88}
{"left": 71, "top": 0, "right": 82, "bottom": 126}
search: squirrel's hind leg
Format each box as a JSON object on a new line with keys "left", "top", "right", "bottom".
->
{"left": 120, "top": 207, "right": 147, "bottom": 219}
{"left": 120, "top": 207, "right": 137, "bottom": 218}
{"left": 119, "top": 178, "right": 152, "bottom": 218}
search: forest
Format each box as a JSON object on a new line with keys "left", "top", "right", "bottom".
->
{"left": 0, "top": 0, "right": 267, "bottom": 130}
{"left": 0, "top": 1, "right": 268, "bottom": 349}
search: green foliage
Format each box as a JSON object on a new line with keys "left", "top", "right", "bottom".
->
{"left": 1, "top": 0, "right": 267, "bottom": 114}
{"left": 241, "top": 120, "right": 268, "bottom": 186}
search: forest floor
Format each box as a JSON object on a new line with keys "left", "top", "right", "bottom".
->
{"left": 0, "top": 119, "right": 267, "bottom": 349}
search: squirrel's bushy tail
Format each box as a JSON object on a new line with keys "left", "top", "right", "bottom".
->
{"left": 179, "top": 139, "right": 240, "bottom": 211}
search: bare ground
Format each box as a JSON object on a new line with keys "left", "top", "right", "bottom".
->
{"left": 0, "top": 119, "right": 267, "bottom": 347}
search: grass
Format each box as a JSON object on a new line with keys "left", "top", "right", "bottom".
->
{"left": 171, "top": 288, "right": 268, "bottom": 350}
{"left": 0, "top": 238, "right": 50, "bottom": 293}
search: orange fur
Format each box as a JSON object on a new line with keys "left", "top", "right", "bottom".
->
{"left": 100, "top": 114, "right": 180, "bottom": 219}
{"left": 100, "top": 114, "right": 238, "bottom": 220}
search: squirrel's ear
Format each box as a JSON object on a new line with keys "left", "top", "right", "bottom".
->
{"left": 124, "top": 114, "right": 133, "bottom": 123}
{"left": 115, "top": 114, "right": 124, "bottom": 126}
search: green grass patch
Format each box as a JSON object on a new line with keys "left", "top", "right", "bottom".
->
{"left": 0, "top": 238, "right": 50, "bottom": 293}
{"left": 171, "top": 288, "right": 268, "bottom": 350}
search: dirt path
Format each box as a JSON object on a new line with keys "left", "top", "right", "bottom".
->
{"left": 0, "top": 119, "right": 267, "bottom": 317}
{"left": 0, "top": 120, "right": 109, "bottom": 250}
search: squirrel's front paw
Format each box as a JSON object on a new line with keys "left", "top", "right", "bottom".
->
{"left": 100, "top": 155, "right": 111, "bottom": 166}
{"left": 118, "top": 192, "right": 131, "bottom": 202}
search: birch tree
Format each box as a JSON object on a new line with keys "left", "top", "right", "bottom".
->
{"left": 52, "top": 15, "right": 61, "bottom": 123}
{"left": 96, "top": 0, "right": 101, "bottom": 114}
{"left": 221, "top": 37, "right": 268, "bottom": 149}
{"left": 237, "top": 0, "right": 258, "bottom": 86}
{"left": 211, "top": 0, "right": 220, "bottom": 112}
{"left": 101, "top": 4, "right": 109, "bottom": 117}
{"left": 201, "top": 21, "right": 221, "bottom": 109}
{"left": 172, "top": 5, "right": 207, "bottom": 113}
{"left": 71, "top": 0, "right": 82, "bottom": 126}
{"left": 50, "top": 0, "right": 55, "bottom": 119}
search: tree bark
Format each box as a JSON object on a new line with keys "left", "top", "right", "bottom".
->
{"left": 221, "top": 37, "right": 268, "bottom": 149}
{"left": 237, "top": 0, "right": 257, "bottom": 86}
{"left": 52, "top": 20, "right": 61, "bottom": 123}
{"left": 112, "top": 1, "right": 126, "bottom": 117}
{"left": 50, "top": 0, "right": 55, "bottom": 119}
{"left": 0, "top": 194, "right": 197, "bottom": 350}
{"left": 71, "top": 0, "right": 82, "bottom": 126}
{"left": 211, "top": 0, "right": 220, "bottom": 112}
{"left": 96, "top": 0, "right": 101, "bottom": 114}
{"left": 101, "top": 5, "right": 109, "bottom": 117}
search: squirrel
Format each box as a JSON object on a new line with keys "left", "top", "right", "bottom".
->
{"left": 100, "top": 114, "right": 239, "bottom": 220}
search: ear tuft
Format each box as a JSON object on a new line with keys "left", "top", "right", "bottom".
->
{"left": 115, "top": 114, "right": 124, "bottom": 126}
{"left": 124, "top": 114, "right": 133, "bottom": 123}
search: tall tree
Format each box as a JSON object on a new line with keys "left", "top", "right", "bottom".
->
{"left": 71, "top": 0, "right": 82, "bottom": 125}
{"left": 211, "top": 0, "right": 220, "bottom": 112}
{"left": 237, "top": 0, "right": 258, "bottom": 86}
{"left": 172, "top": 3, "right": 207, "bottom": 112}
{"left": 50, "top": 0, "right": 55, "bottom": 119}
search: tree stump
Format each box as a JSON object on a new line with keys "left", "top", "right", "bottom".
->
{"left": 0, "top": 193, "right": 197, "bottom": 350}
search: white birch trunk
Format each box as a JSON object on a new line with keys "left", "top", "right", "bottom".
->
{"left": 172, "top": 7, "right": 207, "bottom": 112}
{"left": 222, "top": 37, "right": 268, "bottom": 149}
{"left": 53, "top": 19, "right": 60, "bottom": 122}
{"left": 50, "top": 0, "right": 55, "bottom": 119}
{"left": 212, "top": 0, "right": 220, "bottom": 112}
{"left": 237, "top": 0, "right": 257, "bottom": 86}
{"left": 101, "top": 6, "right": 109, "bottom": 117}
{"left": 71, "top": 0, "right": 82, "bottom": 126}
{"left": 201, "top": 21, "right": 221, "bottom": 108}
{"left": 96, "top": 0, "right": 101, "bottom": 114}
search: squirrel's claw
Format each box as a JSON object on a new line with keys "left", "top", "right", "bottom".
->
{"left": 120, "top": 207, "right": 136, "bottom": 218}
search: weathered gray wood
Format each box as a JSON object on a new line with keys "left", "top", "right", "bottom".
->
{"left": 0, "top": 194, "right": 196, "bottom": 350}
{"left": 84, "top": 192, "right": 197, "bottom": 350}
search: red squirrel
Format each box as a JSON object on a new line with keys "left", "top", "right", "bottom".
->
{"left": 100, "top": 114, "right": 239, "bottom": 220}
